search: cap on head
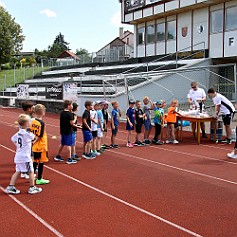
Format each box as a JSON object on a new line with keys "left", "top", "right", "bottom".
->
{"left": 101, "top": 100, "right": 110, "bottom": 105}
{"left": 156, "top": 100, "right": 162, "bottom": 105}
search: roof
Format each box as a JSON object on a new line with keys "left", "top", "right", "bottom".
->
{"left": 57, "top": 50, "right": 80, "bottom": 60}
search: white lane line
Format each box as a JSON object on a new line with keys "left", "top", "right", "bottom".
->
{"left": 0, "top": 144, "right": 203, "bottom": 237}
{"left": 0, "top": 186, "right": 64, "bottom": 237}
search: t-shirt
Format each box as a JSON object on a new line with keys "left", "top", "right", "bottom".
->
{"left": 143, "top": 105, "right": 151, "bottom": 120}
{"left": 82, "top": 110, "right": 91, "bottom": 131}
{"left": 102, "top": 108, "right": 108, "bottom": 124}
{"left": 212, "top": 93, "right": 235, "bottom": 115}
{"left": 166, "top": 107, "right": 177, "bottom": 123}
{"left": 126, "top": 107, "right": 135, "bottom": 125}
{"left": 187, "top": 88, "right": 206, "bottom": 101}
{"left": 60, "top": 110, "right": 74, "bottom": 135}
{"left": 97, "top": 110, "right": 104, "bottom": 128}
{"left": 11, "top": 128, "right": 35, "bottom": 163}
{"left": 135, "top": 108, "right": 144, "bottom": 124}
{"left": 112, "top": 109, "right": 119, "bottom": 126}
{"left": 30, "top": 118, "right": 48, "bottom": 152}
{"left": 90, "top": 110, "right": 98, "bottom": 131}
{"left": 154, "top": 107, "right": 164, "bottom": 125}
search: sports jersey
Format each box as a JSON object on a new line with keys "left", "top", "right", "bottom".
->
{"left": 212, "top": 93, "right": 235, "bottom": 115}
{"left": 30, "top": 118, "right": 48, "bottom": 153}
{"left": 166, "top": 107, "right": 177, "bottom": 123}
{"left": 154, "top": 107, "right": 164, "bottom": 125}
{"left": 135, "top": 108, "right": 144, "bottom": 124}
{"left": 90, "top": 110, "right": 98, "bottom": 131}
{"left": 11, "top": 128, "right": 35, "bottom": 163}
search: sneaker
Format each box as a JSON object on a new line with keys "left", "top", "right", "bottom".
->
{"left": 221, "top": 138, "right": 232, "bottom": 144}
{"left": 227, "top": 153, "right": 237, "bottom": 159}
{"left": 24, "top": 174, "right": 30, "bottom": 179}
{"left": 144, "top": 140, "right": 151, "bottom": 145}
{"left": 36, "top": 178, "right": 50, "bottom": 185}
{"left": 84, "top": 153, "right": 96, "bottom": 160}
{"left": 166, "top": 140, "right": 171, "bottom": 144}
{"left": 5, "top": 186, "right": 20, "bottom": 194}
{"left": 134, "top": 141, "right": 140, "bottom": 146}
{"left": 72, "top": 154, "right": 81, "bottom": 161}
{"left": 102, "top": 144, "right": 110, "bottom": 149}
{"left": 93, "top": 151, "right": 101, "bottom": 156}
{"left": 155, "top": 140, "right": 164, "bottom": 145}
{"left": 126, "top": 142, "right": 134, "bottom": 148}
{"left": 202, "top": 133, "right": 208, "bottom": 138}
{"left": 66, "top": 158, "right": 77, "bottom": 164}
{"left": 28, "top": 186, "right": 42, "bottom": 194}
{"left": 21, "top": 173, "right": 25, "bottom": 178}
{"left": 136, "top": 141, "right": 145, "bottom": 146}
{"left": 152, "top": 139, "right": 157, "bottom": 144}
{"left": 172, "top": 140, "right": 179, "bottom": 144}
{"left": 54, "top": 155, "right": 64, "bottom": 162}
{"left": 110, "top": 144, "right": 119, "bottom": 149}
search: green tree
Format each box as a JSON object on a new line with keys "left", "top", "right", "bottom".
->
{"left": 0, "top": 6, "right": 25, "bottom": 67}
{"left": 75, "top": 48, "right": 91, "bottom": 63}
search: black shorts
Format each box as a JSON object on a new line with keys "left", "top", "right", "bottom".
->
{"left": 222, "top": 114, "right": 232, "bottom": 126}
{"left": 167, "top": 122, "right": 179, "bottom": 128}
{"left": 111, "top": 125, "right": 118, "bottom": 136}
{"left": 92, "top": 130, "right": 98, "bottom": 138}
{"left": 135, "top": 123, "right": 143, "bottom": 134}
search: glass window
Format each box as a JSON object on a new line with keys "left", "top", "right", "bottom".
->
{"left": 137, "top": 26, "right": 145, "bottom": 45}
{"left": 210, "top": 10, "right": 223, "bottom": 33}
{"left": 156, "top": 23, "right": 165, "bottom": 42}
{"left": 166, "top": 20, "right": 176, "bottom": 40}
{"left": 226, "top": 6, "right": 237, "bottom": 31}
{"left": 146, "top": 24, "right": 155, "bottom": 44}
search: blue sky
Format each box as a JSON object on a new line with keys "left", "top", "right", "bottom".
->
{"left": 0, "top": 0, "right": 133, "bottom": 53}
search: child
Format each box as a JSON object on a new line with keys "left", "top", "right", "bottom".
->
{"left": 152, "top": 101, "right": 164, "bottom": 145}
{"left": 30, "top": 104, "right": 50, "bottom": 185}
{"left": 96, "top": 101, "right": 104, "bottom": 153}
{"left": 143, "top": 96, "right": 154, "bottom": 144}
{"left": 54, "top": 100, "right": 77, "bottom": 164}
{"left": 165, "top": 99, "right": 180, "bottom": 144}
{"left": 82, "top": 101, "right": 95, "bottom": 159}
{"left": 71, "top": 102, "right": 81, "bottom": 161}
{"left": 135, "top": 100, "right": 146, "bottom": 146}
{"left": 90, "top": 102, "right": 100, "bottom": 156}
{"left": 101, "top": 100, "right": 110, "bottom": 149}
{"left": 5, "top": 114, "right": 42, "bottom": 194}
{"left": 126, "top": 100, "right": 136, "bottom": 148}
{"left": 110, "top": 101, "right": 120, "bottom": 148}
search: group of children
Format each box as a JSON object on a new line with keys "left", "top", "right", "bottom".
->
{"left": 5, "top": 96, "right": 179, "bottom": 195}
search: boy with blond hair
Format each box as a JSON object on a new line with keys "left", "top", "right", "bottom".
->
{"left": 30, "top": 104, "right": 50, "bottom": 185}
{"left": 5, "top": 114, "right": 42, "bottom": 194}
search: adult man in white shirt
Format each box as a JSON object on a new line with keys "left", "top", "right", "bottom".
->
{"left": 208, "top": 88, "right": 235, "bottom": 144}
{"left": 187, "top": 81, "right": 207, "bottom": 138}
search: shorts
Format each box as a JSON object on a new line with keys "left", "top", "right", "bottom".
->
{"left": 222, "top": 114, "right": 232, "bottom": 125}
{"left": 111, "top": 125, "right": 118, "bottom": 136}
{"left": 92, "top": 130, "right": 98, "bottom": 138}
{"left": 72, "top": 131, "right": 77, "bottom": 146}
{"left": 16, "top": 161, "right": 33, "bottom": 173}
{"left": 97, "top": 128, "right": 103, "bottom": 138}
{"left": 33, "top": 151, "right": 49, "bottom": 163}
{"left": 83, "top": 130, "right": 93, "bottom": 142}
{"left": 61, "top": 134, "right": 74, "bottom": 146}
{"left": 126, "top": 122, "right": 134, "bottom": 131}
{"left": 167, "top": 122, "right": 179, "bottom": 129}
{"left": 144, "top": 119, "right": 152, "bottom": 131}
{"left": 135, "top": 123, "right": 143, "bottom": 134}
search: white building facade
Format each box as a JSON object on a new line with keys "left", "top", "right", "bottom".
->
{"left": 120, "top": 0, "right": 237, "bottom": 59}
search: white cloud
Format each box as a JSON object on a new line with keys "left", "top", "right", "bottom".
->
{"left": 40, "top": 9, "right": 57, "bottom": 18}
{"left": 0, "top": 1, "right": 6, "bottom": 8}
{"left": 111, "top": 10, "right": 133, "bottom": 31}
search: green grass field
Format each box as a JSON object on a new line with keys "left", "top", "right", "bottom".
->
{"left": 0, "top": 66, "right": 48, "bottom": 91}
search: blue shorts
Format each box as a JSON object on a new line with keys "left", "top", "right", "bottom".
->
{"left": 72, "top": 131, "right": 77, "bottom": 146}
{"left": 126, "top": 122, "right": 134, "bottom": 131}
{"left": 144, "top": 119, "right": 152, "bottom": 130}
{"left": 61, "top": 134, "right": 74, "bottom": 146}
{"left": 111, "top": 125, "right": 118, "bottom": 136}
{"left": 83, "top": 130, "right": 93, "bottom": 142}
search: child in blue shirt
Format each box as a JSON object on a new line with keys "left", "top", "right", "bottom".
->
{"left": 152, "top": 100, "right": 164, "bottom": 145}
{"left": 110, "top": 101, "right": 121, "bottom": 148}
{"left": 126, "top": 100, "right": 136, "bottom": 148}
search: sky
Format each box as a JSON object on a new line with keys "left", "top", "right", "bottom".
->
{"left": 0, "top": 0, "right": 133, "bottom": 53}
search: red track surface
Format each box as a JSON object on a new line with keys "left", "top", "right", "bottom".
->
{"left": 1, "top": 107, "right": 237, "bottom": 237}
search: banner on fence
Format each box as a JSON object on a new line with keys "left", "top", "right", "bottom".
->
{"left": 46, "top": 85, "right": 63, "bottom": 100}
{"left": 63, "top": 82, "right": 78, "bottom": 101}
{"left": 16, "top": 84, "right": 29, "bottom": 98}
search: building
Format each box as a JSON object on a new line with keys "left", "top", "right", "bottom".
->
{"left": 119, "top": 0, "right": 237, "bottom": 61}
{"left": 56, "top": 50, "right": 80, "bottom": 66}
{"left": 95, "top": 28, "right": 134, "bottom": 62}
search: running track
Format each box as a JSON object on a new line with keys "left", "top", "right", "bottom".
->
{"left": 0, "top": 107, "right": 237, "bottom": 237}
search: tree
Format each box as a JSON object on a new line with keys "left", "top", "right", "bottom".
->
{"left": 0, "top": 6, "right": 25, "bottom": 66}
{"left": 75, "top": 48, "right": 91, "bottom": 63}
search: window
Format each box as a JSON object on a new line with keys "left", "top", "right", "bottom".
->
{"left": 226, "top": 6, "right": 237, "bottom": 31}
{"left": 146, "top": 24, "right": 155, "bottom": 44}
{"left": 210, "top": 10, "right": 223, "bottom": 33}
{"left": 166, "top": 20, "right": 176, "bottom": 40}
{"left": 137, "top": 26, "right": 145, "bottom": 45}
{"left": 156, "top": 22, "right": 165, "bottom": 42}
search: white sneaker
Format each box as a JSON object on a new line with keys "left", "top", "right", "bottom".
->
{"left": 227, "top": 153, "right": 237, "bottom": 159}
{"left": 165, "top": 140, "right": 171, "bottom": 144}
{"left": 5, "top": 185, "right": 20, "bottom": 194}
{"left": 24, "top": 174, "right": 30, "bottom": 179}
{"left": 173, "top": 140, "right": 179, "bottom": 144}
{"left": 28, "top": 186, "right": 42, "bottom": 194}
